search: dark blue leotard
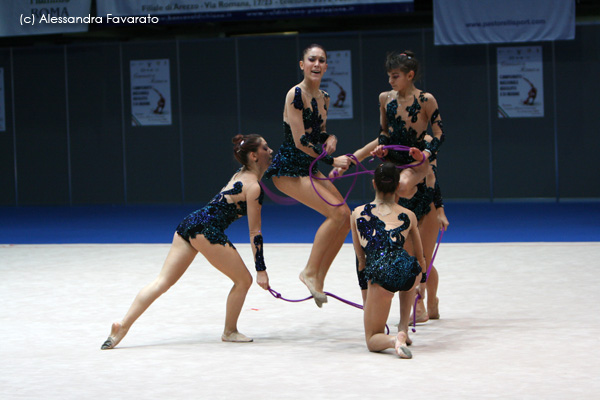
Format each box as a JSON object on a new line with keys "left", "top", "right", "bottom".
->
{"left": 176, "top": 181, "right": 264, "bottom": 249}
{"left": 379, "top": 93, "right": 444, "bottom": 219}
{"left": 355, "top": 204, "right": 421, "bottom": 292}
{"left": 265, "top": 87, "right": 333, "bottom": 179}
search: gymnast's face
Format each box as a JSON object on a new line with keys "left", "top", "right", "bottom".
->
{"left": 388, "top": 68, "right": 415, "bottom": 92}
{"left": 300, "top": 47, "right": 327, "bottom": 82}
{"left": 254, "top": 138, "right": 273, "bottom": 169}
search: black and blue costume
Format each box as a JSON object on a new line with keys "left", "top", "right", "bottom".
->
{"left": 265, "top": 87, "right": 334, "bottom": 179}
{"left": 355, "top": 204, "right": 421, "bottom": 292}
{"left": 176, "top": 181, "right": 264, "bottom": 250}
{"left": 379, "top": 92, "right": 445, "bottom": 218}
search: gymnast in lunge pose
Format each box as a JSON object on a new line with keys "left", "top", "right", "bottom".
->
{"left": 101, "top": 134, "right": 273, "bottom": 349}
{"left": 351, "top": 162, "right": 426, "bottom": 359}
{"left": 265, "top": 44, "right": 351, "bottom": 308}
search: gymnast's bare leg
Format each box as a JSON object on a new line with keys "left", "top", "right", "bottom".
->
{"left": 363, "top": 280, "right": 419, "bottom": 359}
{"left": 101, "top": 233, "right": 253, "bottom": 349}
{"left": 273, "top": 173, "right": 350, "bottom": 307}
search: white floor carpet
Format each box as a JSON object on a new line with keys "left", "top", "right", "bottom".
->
{"left": 1, "top": 242, "right": 599, "bottom": 399}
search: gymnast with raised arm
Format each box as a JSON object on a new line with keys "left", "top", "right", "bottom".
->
{"left": 101, "top": 134, "right": 273, "bottom": 349}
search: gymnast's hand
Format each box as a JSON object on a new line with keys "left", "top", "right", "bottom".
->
{"left": 416, "top": 281, "right": 427, "bottom": 299}
{"left": 370, "top": 145, "right": 388, "bottom": 159}
{"left": 409, "top": 147, "right": 430, "bottom": 178}
{"left": 328, "top": 166, "right": 345, "bottom": 179}
{"left": 257, "top": 271, "right": 269, "bottom": 290}
{"left": 332, "top": 155, "right": 350, "bottom": 170}
{"left": 324, "top": 134, "right": 338, "bottom": 155}
{"left": 408, "top": 147, "right": 424, "bottom": 162}
{"left": 437, "top": 207, "right": 450, "bottom": 231}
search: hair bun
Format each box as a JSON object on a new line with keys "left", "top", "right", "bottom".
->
{"left": 232, "top": 134, "right": 244, "bottom": 145}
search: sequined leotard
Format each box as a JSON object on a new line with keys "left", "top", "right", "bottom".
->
{"left": 398, "top": 182, "right": 434, "bottom": 220}
{"left": 379, "top": 92, "right": 444, "bottom": 164}
{"left": 265, "top": 87, "right": 334, "bottom": 179}
{"left": 379, "top": 92, "right": 445, "bottom": 218}
{"left": 355, "top": 204, "right": 421, "bottom": 292}
{"left": 176, "top": 181, "right": 264, "bottom": 249}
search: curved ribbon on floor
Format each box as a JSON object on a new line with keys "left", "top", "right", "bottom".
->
{"left": 412, "top": 227, "right": 445, "bottom": 332}
{"left": 268, "top": 287, "right": 390, "bottom": 335}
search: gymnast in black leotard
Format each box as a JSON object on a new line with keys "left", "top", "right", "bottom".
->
{"left": 337, "top": 50, "right": 449, "bottom": 324}
{"left": 265, "top": 44, "right": 351, "bottom": 308}
{"left": 101, "top": 134, "right": 273, "bottom": 349}
{"left": 373, "top": 51, "right": 448, "bottom": 324}
{"left": 351, "top": 162, "right": 426, "bottom": 359}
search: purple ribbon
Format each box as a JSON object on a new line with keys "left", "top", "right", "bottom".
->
{"left": 259, "top": 182, "right": 299, "bottom": 205}
{"left": 260, "top": 144, "right": 425, "bottom": 207}
{"left": 268, "top": 287, "right": 363, "bottom": 309}
{"left": 268, "top": 287, "right": 390, "bottom": 335}
{"left": 308, "top": 145, "right": 426, "bottom": 207}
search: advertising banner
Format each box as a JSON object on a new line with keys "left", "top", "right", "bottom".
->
{"left": 97, "top": 0, "right": 413, "bottom": 23}
{"left": 321, "top": 50, "right": 353, "bottom": 120}
{"left": 497, "top": 46, "right": 544, "bottom": 118}
{"left": 130, "top": 59, "right": 172, "bottom": 126}
{"left": 434, "top": 0, "right": 575, "bottom": 46}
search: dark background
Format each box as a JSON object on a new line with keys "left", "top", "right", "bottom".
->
{"left": 1, "top": 0, "right": 599, "bottom": 206}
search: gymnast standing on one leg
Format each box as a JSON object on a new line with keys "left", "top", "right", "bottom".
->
{"left": 265, "top": 43, "right": 351, "bottom": 308}
{"left": 351, "top": 162, "right": 426, "bottom": 359}
{"left": 101, "top": 134, "right": 273, "bottom": 349}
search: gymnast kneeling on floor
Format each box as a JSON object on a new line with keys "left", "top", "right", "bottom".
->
{"left": 350, "top": 161, "right": 427, "bottom": 359}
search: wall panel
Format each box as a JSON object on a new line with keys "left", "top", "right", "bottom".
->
{"left": 556, "top": 25, "right": 600, "bottom": 199}
{"left": 67, "top": 44, "right": 125, "bottom": 204}
{"left": 0, "top": 49, "right": 15, "bottom": 205}
{"left": 424, "top": 31, "right": 491, "bottom": 199}
{"left": 178, "top": 39, "right": 239, "bottom": 203}
{"left": 491, "top": 42, "right": 556, "bottom": 199}
{"left": 120, "top": 42, "right": 182, "bottom": 203}
{"left": 13, "top": 47, "right": 69, "bottom": 205}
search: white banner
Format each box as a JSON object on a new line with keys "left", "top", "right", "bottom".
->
{"left": 497, "top": 46, "right": 544, "bottom": 118}
{"left": 97, "top": 0, "right": 413, "bottom": 22}
{"left": 321, "top": 50, "right": 353, "bottom": 120}
{"left": 0, "top": 68, "right": 5, "bottom": 132}
{"left": 434, "top": 0, "right": 575, "bottom": 46}
{"left": 0, "top": 0, "right": 92, "bottom": 37}
{"left": 130, "top": 60, "right": 172, "bottom": 126}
